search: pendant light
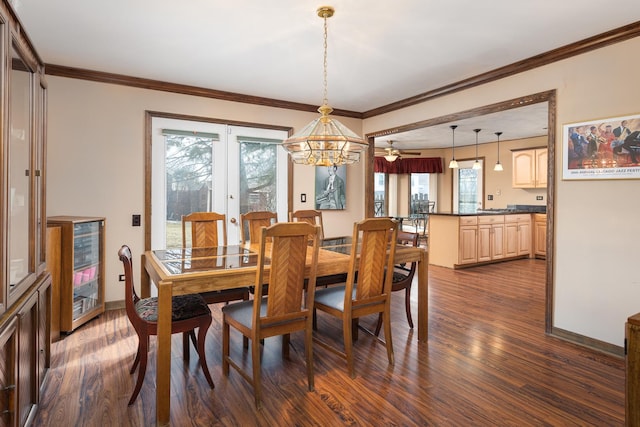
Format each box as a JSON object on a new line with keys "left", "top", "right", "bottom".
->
{"left": 448, "top": 125, "right": 459, "bottom": 168}
{"left": 281, "top": 6, "right": 367, "bottom": 167}
{"left": 472, "top": 128, "right": 482, "bottom": 170}
{"left": 494, "top": 131, "right": 504, "bottom": 171}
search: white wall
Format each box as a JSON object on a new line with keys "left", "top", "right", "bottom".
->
{"left": 45, "top": 78, "right": 364, "bottom": 302}
{"left": 363, "top": 37, "right": 640, "bottom": 347}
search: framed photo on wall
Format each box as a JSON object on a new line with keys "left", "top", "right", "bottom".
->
{"left": 563, "top": 113, "right": 640, "bottom": 180}
{"left": 315, "top": 164, "right": 347, "bottom": 210}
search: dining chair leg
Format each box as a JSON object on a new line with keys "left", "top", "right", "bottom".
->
{"left": 305, "top": 327, "right": 315, "bottom": 391}
{"left": 182, "top": 332, "right": 190, "bottom": 362}
{"left": 282, "top": 333, "right": 290, "bottom": 358}
{"left": 382, "top": 311, "right": 395, "bottom": 366}
{"left": 222, "top": 319, "right": 230, "bottom": 376}
{"left": 196, "top": 320, "right": 215, "bottom": 389}
{"left": 404, "top": 287, "right": 414, "bottom": 329}
{"left": 343, "top": 317, "right": 355, "bottom": 378}
{"left": 129, "top": 335, "right": 149, "bottom": 405}
{"left": 130, "top": 339, "right": 141, "bottom": 374}
{"left": 251, "top": 336, "right": 263, "bottom": 408}
{"left": 374, "top": 314, "right": 383, "bottom": 336}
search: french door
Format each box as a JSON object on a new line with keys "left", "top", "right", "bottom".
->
{"left": 151, "top": 117, "right": 288, "bottom": 248}
{"left": 452, "top": 159, "right": 484, "bottom": 213}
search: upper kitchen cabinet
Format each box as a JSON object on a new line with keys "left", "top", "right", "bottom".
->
{"left": 512, "top": 147, "right": 548, "bottom": 189}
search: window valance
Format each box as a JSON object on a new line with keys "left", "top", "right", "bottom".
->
{"left": 374, "top": 157, "right": 443, "bottom": 174}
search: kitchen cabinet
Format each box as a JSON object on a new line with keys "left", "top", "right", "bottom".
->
{"left": 0, "top": 1, "right": 51, "bottom": 425}
{"left": 478, "top": 215, "right": 505, "bottom": 262}
{"left": 429, "top": 213, "right": 532, "bottom": 269}
{"left": 505, "top": 214, "right": 531, "bottom": 257}
{"left": 512, "top": 148, "right": 548, "bottom": 188}
{"left": 47, "top": 217, "right": 106, "bottom": 334}
{"left": 458, "top": 216, "right": 478, "bottom": 265}
{"left": 534, "top": 214, "right": 547, "bottom": 259}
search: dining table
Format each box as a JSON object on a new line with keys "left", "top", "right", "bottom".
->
{"left": 142, "top": 235, "right": 428, "bottom": 426}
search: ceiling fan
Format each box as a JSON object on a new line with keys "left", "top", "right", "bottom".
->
{"left": 375, "top": 141, "right": 421, "bottom": 162}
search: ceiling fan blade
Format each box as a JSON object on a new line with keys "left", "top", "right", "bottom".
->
{"left": 399, "top": 151, "right": 421, "bottom": 155}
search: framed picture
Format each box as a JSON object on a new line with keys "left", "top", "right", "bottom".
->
{"left": 315, "top": 164, "right": 347, "bottom": 210}
{"left": 563, "top": 113, "right": 640, "bottom": 180}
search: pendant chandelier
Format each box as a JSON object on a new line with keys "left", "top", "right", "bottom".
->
{"left": 472, "top": 128, "right": 482, "bottom": 170}
{"left": 281, "top": 6, "right": 367, "bottom": 167}
{"left": 448, "top": 125, "right": 459, "bottom": 168}
{"left": 494, "top": 131, "right": 504, "bottom": 171}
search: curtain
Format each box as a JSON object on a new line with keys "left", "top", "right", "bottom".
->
{"left": 374, "top": 157, "right": 443, "bottom": 174}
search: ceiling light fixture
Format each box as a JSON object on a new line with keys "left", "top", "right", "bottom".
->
{"left": 281, "top": 6, "right": 367, "bottom": 166}
{"left": 448, "top": 125, "right": 459, "bottom": 168}
{"left": 472, "top": 128, "right": 482, "bottom": 170}
{"left": 494, "top": 131, "right": 504, "bottom": 171}
{"left": 384, "top": 154, "right": 398, "bottom": 162}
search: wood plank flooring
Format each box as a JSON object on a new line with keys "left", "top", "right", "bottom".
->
{"left": 33, "top": 259, "right": 625, "bottom": 426}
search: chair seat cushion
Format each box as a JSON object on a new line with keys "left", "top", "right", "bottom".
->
{"left": 392, "top": 271, "right": 410, "bottom": 283}
{"left": 221, "top": 299, "right": 267, "bottom": 329}
{"left": 314, "top": 285, "right": 356, "bottom": 312}
{"left": 135, "top": 294, "right": 211, "bottom": 322}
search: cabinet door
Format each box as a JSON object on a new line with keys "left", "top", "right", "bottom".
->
{"left": 0, "top": 319, "right": 18, "bottom": 427}
{"left": 517, "top": 221, "right": 532, "bottom": 255}
{"left": 491, "top": 224, "right": 505, "bottom": 260}
{"left": 504, "top": 222, "right": 519, "bottom": 257}
{"left": 512, "top": 151, "right": 535, "bottom": 188}
{"left": 38, "top": 280, "right": 51, "bottom": 391}
{"left": 458, "top": 226, "right": 478, "bottom": 265}
{"left": 535, "top": 149, "right": 548, "bottom": 188}
{"left": 477, "top": 225, "right": 491, "bottom": 262}
{"left": 17, "top": 294, "right": 38, "bottom": 426}
{"left": 535, "top": 221, "right": 547, "bottom": 257}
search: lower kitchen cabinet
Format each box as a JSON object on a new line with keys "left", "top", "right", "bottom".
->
{"left": 429, "top": 213, "right": 534, "bottom": 269}
{"left": 534, "top": 214, "right": 547, "bottom": 259}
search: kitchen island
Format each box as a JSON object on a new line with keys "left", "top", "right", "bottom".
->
{"left": 428, "top": 210, "right": 542, "bottom": 268}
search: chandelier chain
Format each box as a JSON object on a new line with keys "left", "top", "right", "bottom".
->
{"left": 322, "top": 13, "right": 329, "bottom": 107}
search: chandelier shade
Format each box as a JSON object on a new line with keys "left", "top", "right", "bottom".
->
{"left": 281, "top": 6, "right": 366, "bottom": 166}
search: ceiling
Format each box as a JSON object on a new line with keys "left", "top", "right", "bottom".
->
{"left": 10, "top": 1, "right": 640, "bottom": 149}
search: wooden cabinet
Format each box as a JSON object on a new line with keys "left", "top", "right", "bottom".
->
{"left": 458, "top": 216, "right": 478, "bottom": 265}
{"left": 534, "top": 214, "right": 547, "bottom": 259}
{"left": 505, "top": 214, "right": 532, "bottom": 257}
{"left": 0, "top": 2, "right": 51, "bottom": 426}
{"left": 429, "top": 214, "right": 534, "bottom": 269}
{"left": 47, "top": 217, "right": 105, "bottom": 334}
{"left": 478, "top": 215, "right": 505, "bottom": 262}
{"left": 512, "top": 148, "right": 548, "bottom": 188}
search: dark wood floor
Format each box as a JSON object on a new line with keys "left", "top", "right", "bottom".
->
{"left": 33, "top": 259, "right": 625, "bottom": 426}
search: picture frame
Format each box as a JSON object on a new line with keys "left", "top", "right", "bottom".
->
{"left": 563, "top": 113, "right": 640, "bottom": 180}
{"left": 315, "top": 164, "right": 347, "bottom": 210}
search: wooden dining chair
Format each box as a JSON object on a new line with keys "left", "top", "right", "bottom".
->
{"left": 182, "top": 212, "right": 250, "bottom": 305}
{"left": 118, "top": 245, "right": 215, "bottom": 405}
{"left": 313, "top": 218, "right": 398, "bottom": 378}
{"left": 290, "top": 209, "right": 324, "bottom": 240}
{"left": 222, "top": 222, "right": 320, "bottom": 408}
{"left": 240, "top": 211, "right": 278, "bottom": 244}
{"left": 374, "top": 230, "right": 419, "bottom": 336}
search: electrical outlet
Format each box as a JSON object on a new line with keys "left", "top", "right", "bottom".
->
{"left": 119, "top": 274, "right": 125, "bottom": 282}
{"left": 488, "top": 195, "right": 493, "bottom": 200}
{"left": 301, "top": 193, "right": 307, "bottom": 203}
{"left": 132, "top": 214, "right": 141, "bottom": 226}
{"left": 536, "top": 196, "right": 544, "bottom": 201}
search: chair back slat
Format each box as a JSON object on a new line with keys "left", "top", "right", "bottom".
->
{"left": 182, "top": 212, "right": 227, "bottom": 248}
{"left": 253, "top": 222, "right": 320, "bottom": 327}
{"left": 241, "top": 211, "right": 278, "bottom": 244}
{"left": 346, "top": 218, "right": 398, "bottom": 307}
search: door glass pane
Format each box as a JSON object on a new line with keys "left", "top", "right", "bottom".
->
{"left": 458, "top": 168, "right": 479, "bottom": 213}
{"left": 374, "top": 172, "right": 385, "bottom": 216}
{"left": 164, "top": 133, "right": 216, "bottom": 248}
{"left": 9, "top": 42, "right": 32, "bottom": 292}
{"left": 238, "top": 140, "right": 277, "bottom": 215}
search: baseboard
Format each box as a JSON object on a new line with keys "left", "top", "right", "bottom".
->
{"left": 550, "top": 326, "right": 624, "bottom": 358}
{"left": 105, "top": 300, "right": 125, "bottom": 311}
